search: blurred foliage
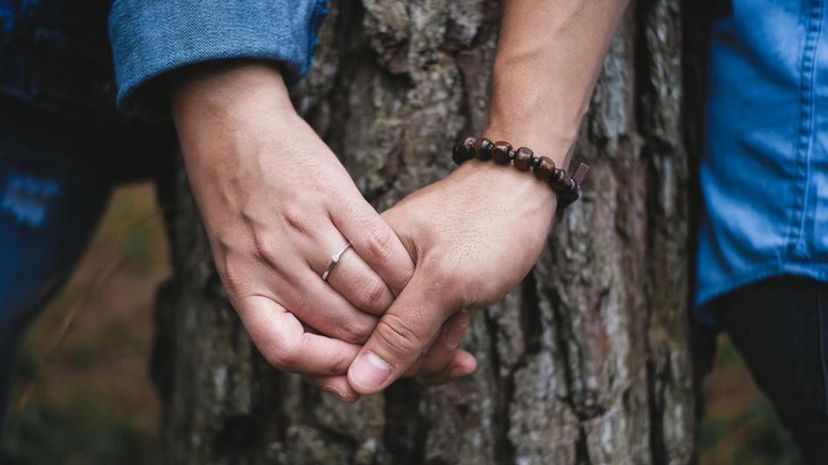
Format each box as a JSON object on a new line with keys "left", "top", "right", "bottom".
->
{"left": 1, "top": 399, "right": 156, "bottom": 465}
{"left": 0, "top": 183, "right": 812, "bottom": 464}
{"left": 699, "top": 335, "right": 805, "bottom": 465}
{"left": 1, "top": 184, "right": 167, "bottom": 465}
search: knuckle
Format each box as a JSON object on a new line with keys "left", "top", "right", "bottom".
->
{"left": 338, "top": 317, "right": 375, "bottom": 344}
{"left": 374, "top": 313, "right": 424, "bottom": 357}
{"left": 363, "top": 225, "right": 394, "bottom": 263}
{"left": 264, "top": 343, "right": 299, "bottom": 372}
{"left": 219, "top": 255, "right": 248, "bottom": 296}
{"left": 357, "top": 280, "right": 389, "bottom": 312}
{"left": 281, "top": 204, "right": 310, "bottom": 235}
{"left": 253, "top": 236, "right": 282, "bottom": 270}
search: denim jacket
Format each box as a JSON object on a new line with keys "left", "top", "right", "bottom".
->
{"left": 0, "top": 0, "right": 326, "bottom": 120}
{"left": 0, "top": 0, "right": 117, "bottom": 125}
{"left": 109, "top": 0, "right": 327, "bottom": 117}
{"left": 697, "top": 0, "right": 828, "bottom": 318}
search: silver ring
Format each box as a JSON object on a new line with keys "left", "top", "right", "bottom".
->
{"left": 321, "top": 243, "right": 352, "bottom": 281}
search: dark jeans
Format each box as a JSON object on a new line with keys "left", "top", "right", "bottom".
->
{"left": 0, "top": 97, "right": 174, "bottom": 425}
{"left": 714, "top": 276, "right": 828, "bottom": 464}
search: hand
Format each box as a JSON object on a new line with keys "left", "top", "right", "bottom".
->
{"left": 172, "top": 62, "right": 417, "bottom": 377}
{"left": 306, "top": 310, "right": 475, "bottom": 400}
{"left": 171, "top": 61, "right": 474, "bottom": 402}
{"left": 347, "top": 158, "right": 557, "bottom": 394}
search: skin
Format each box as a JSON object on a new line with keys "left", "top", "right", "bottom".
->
{"left": 346, "top": 0, "right": 630, "bottom": 394}
{"left": 486, "top": 0, "right": 629, "bottom": 163}
{"left": 170, "top": 0, "right": 629, "bottom": 401}
{"left": 171, "top": 63, "right": 474, "bottom": 402}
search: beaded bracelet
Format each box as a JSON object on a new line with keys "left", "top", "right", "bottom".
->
{"left": 452, "top": 136, "right": 589, "bottom": 210}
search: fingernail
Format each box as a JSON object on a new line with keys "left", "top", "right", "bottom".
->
{"left": 349, "top": 352, "right": 392, "bottom": 390}
{"left": 322, "top": 386, "right": 347, "bottom": 402}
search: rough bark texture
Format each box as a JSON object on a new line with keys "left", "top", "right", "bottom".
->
{"left": 154, "top": 1, "right": 696, "bottom": 464}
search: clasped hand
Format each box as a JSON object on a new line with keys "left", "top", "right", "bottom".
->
{"left": 173, "top": 63, "right": 557, "bottom": 402}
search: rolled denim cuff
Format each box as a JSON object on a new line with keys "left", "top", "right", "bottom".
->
{"left": 109, "top": 0, "right": 327, "bottom": 119}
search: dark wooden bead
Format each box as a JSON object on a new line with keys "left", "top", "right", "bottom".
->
{"left": 513, "top": 147, "right": 534, "bottom": 171}
{"left": 531, "top": 155, "right": 555, "bottom": 171}
{"left": 473, "top": 137, "right": 493, "bottom": 161}
{"left": 548, "top": 169, "right": 568, "bottom": 191}
{"left": 558, "top": 182, "right": 580, "bottom": 208}
{"left": 452, "top": 136, "right": 476, "bottom": 164}
{"left": 492, "top": 141, "right": 513, "bottom": 165}
{"left": 558, "top": 192, "right": 575, "bottom": 209}
{"left": 532, "top": 156, "right": 555, "bottom": 181}
{"left": 569, "top": 188, "right": 580, "bottom": 204}
{"left": 449, "top": 137, "right": 583, "bottom": 209}
{"left": 564, "top": 178, "right": 580, "bottom": 201}
{"left": 551, "top": 168, "right": 565, "bottom": 182}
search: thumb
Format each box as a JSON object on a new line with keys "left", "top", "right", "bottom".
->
{"left": 347, "top": 270, "right": 457, "bottom": 394}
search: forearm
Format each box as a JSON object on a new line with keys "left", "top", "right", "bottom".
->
{"left": 486, "top": 0, "right": 629, "bottom": 167}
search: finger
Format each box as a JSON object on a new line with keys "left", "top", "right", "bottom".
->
{"left": 251, "top": 241, "right": 380, "bottom": 343}
{"left": 405, "top": 311, "right": 470, "bottom": 378}
{"left": 301, "top": 324, "right": 362, "bottom": 403}
{"left": 286, "top": 269, "right": 380, "bottom": 344}
{"left": 305, "top": 226, "right": 395, "bottom": 315}
{"left": 330, "top": 198, "right": 415, "bottom": 295}
{"left": 347, "top": 271, "right": 457, "bottom": 394}
{"left": 304, "top": 375, "right": 361, "bottom": 404}
{"left": 237, "top": 295, "right": 361, "bottom": 376}
{"left": 321, "top": 245, "right": 395, "bottom": 316}
{"left": 423, "top": 350, "right": 478, "bottom": 385}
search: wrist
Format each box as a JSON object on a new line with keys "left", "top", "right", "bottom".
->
{"left": 171, "top": 61, "right": 297, "bottom": 128}
{"left": 482, "top": 117, "right": 576, "bottom": 169}
{"left": 171, "top": 62, "right": 310, "bottom": 213}
{"left": 450, "top": 133, "right": 588, "bottom": 211}
{"left": 448, "top": 159, "right": 558, "bottom": 213}
{"left": 171, "top": 61, "right": 307, "bottom": 174}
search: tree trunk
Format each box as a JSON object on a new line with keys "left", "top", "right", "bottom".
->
{"left": 153, "top": 0, "right": 697, "bottom": 464}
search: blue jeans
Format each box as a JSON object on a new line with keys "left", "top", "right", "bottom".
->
{"left": 0, "top": 97, "right": 173, "bottom": 423}
{"left": 0, "top": 0, "right": 175, "bottom": 420}
{"left": 0, "top": 112, "right": 110, "bottom": 422}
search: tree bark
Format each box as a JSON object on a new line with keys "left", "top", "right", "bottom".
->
{"left": 153, "top": 0, "right": 696, "bottom": 464}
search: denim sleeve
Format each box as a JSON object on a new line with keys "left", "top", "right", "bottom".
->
{"left": 109, "top": 0, "right": 327, "bottom": 118}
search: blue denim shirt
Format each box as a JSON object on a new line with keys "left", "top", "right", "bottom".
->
{"left": 697, "top": 0, "right": 828, "bottom": 319}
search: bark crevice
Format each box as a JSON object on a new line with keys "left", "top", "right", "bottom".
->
{"left": 155, "top": 1, "right": 698, "bottom": 463}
